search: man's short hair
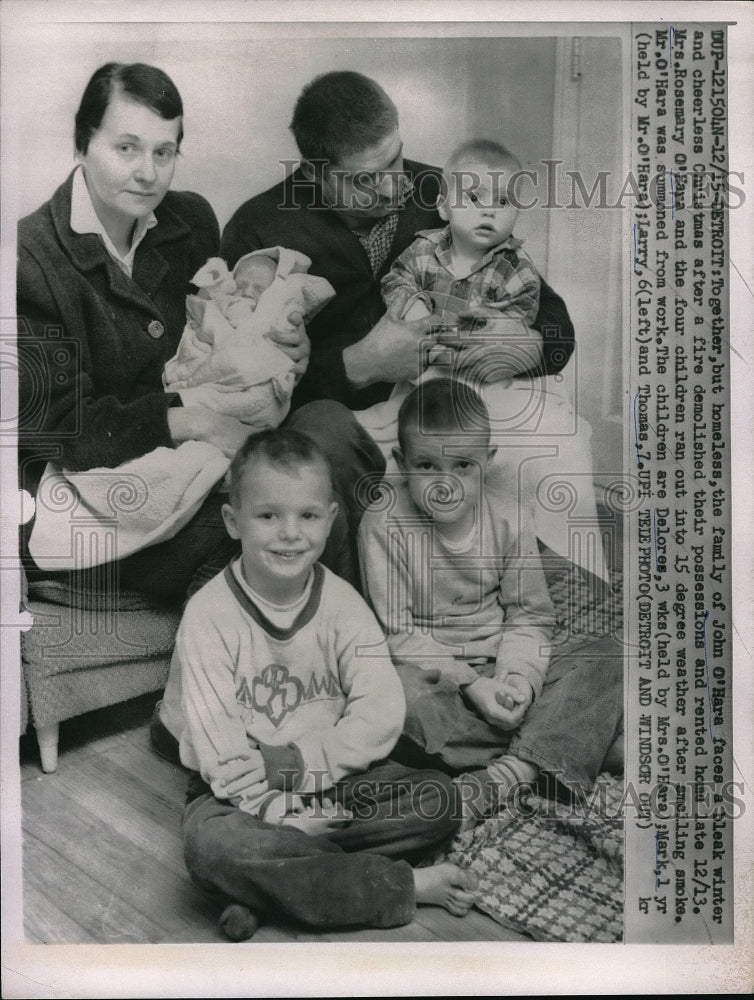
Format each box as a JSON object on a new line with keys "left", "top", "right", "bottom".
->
{"left": 228, "top": 427, "right": 333, "bottom": 507}
{"left": 290, "top": 71, "right": 398, "bottom": 165}
{"left": 397, "top": 378, "right": 491, "bottom": 453}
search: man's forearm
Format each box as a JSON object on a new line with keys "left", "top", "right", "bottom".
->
{"left": 342, "top": 336, "right": 378, "bottom": 390}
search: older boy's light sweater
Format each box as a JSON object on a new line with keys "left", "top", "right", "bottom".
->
{"left": 358, "top": 468, "right": 555, "bottom": 696}
{"left": 173, "top": 561, "right": 405, "bottom": 815}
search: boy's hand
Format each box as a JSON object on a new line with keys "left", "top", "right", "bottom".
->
{"left": 216, "top": 749, "right": 267, "bottom": 799}
{"left": 450, "top": 315, "right": 543, "bottom": 381}
{"left": 280, "top": 796, "right": 353, "bottom": 837}
{"left": 263, "top": 791, "right": 306, "bottom": 825}
{"left": 495, "top": 675, "right": 534, "bottom": 728}
{"left": 464, "top": 676, "right": 521, "bottom": 731}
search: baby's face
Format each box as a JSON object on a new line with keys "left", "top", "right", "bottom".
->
{"left": 234, "top": 256, "right": 277, "bottom": 303}
{"left": 439, "top": 160, "right": 519, "bottom": 254}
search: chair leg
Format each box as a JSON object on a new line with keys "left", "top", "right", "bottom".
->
{"left": 36, "top": 723, "right": 60, "bottom": 773}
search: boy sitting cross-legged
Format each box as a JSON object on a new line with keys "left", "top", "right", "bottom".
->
{"left": 358, "top": 379, "right": 555, "bottom": 826}
{"left": 165, "top": 426, "right": 478, "bottom": 940}
{"left": 358, "top": 379, "right": 623, "bottom": 829}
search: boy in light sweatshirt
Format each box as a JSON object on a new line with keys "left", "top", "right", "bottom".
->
{"left": 167, "top": 426, "right": 477, "bottom": 940}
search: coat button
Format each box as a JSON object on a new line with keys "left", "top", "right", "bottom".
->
{"left": 147, "top": 320, "right": 164, "bottom": 339}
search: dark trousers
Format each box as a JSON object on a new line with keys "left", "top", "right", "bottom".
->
{"left": 182, "top": 762, "right": 460, "bottom": 929}
{"left": 393, "top": 633, "right": 624, "bottom": 795}
{"left": 25, "top": 401, "right": 385, "bottom": 605}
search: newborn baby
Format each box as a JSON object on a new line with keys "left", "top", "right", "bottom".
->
{"left": 163, "top": 248, "right": 335, "bottom": 430}
{"left": 234, "top": 253, "right": 277, "bottom": 303}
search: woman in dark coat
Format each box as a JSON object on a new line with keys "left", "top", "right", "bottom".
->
{"left": 18, "top": 62, "right": 381, "bottom": 603}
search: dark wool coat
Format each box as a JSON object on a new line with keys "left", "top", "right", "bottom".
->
{"left": 17, "top": 171, "right": 219, "bottom": 494}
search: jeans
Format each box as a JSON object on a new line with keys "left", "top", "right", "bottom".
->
{"left": 182, "top": 762, "right": 459, "bottom": 929}
{"left": 394, "top": 633, "right": 624, "bottom": 794}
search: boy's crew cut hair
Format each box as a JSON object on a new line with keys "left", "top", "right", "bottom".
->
{"left": 444, "top": 138, "right": 522, "bottom": 175}
{"left": 228, "top": 427, "right": 334, "bottom": 506}
{"left": 397, "top": 378, "right": 491, "bottom": 452}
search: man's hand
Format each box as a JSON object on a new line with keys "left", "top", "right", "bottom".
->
{"left": 343, "top": 288, "right": 440, "bottom": 388}
{"left": 268, "top": 310, "right": 311, "bottom": 380}
{"left": 268, "top": 311, "right": 311, "bottom": 383}
{"left": 280, "top": 796, "right": 353, "bottom": 837}
{"left": 464, "top": 675, "right": 526, "bottom": 731}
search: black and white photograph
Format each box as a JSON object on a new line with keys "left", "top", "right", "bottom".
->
{"left": 1, "top": 1, "right": 751, "bottom": 996}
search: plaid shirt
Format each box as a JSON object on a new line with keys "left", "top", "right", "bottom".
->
{"left": 381, "top": 225, "right": 540, "bottom": 325}
{"left": 353, "top": 173, "right": 415, "bottom": 276}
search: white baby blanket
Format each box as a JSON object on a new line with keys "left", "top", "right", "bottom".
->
{"left": 30, "top": 248, "right": 335, "bottom": 570}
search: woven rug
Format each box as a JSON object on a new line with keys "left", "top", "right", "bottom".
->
{"left": 443, "top": 772, "right": 624, "bottom": 942}
{"left": 542, "top": 547, "right": 624, "bottom": 645}
{"left": 442, "top": 557, "right": 626, "bottom": 942}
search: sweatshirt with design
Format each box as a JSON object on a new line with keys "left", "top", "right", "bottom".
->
{"left": 171, "top": 561, "right": 405, "bottom": 815}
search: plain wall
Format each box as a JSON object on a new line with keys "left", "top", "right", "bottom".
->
{"left": 5, "top": 26, "right": 556, "bottom": 273}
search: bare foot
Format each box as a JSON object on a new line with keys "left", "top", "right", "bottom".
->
{"left": 219, "top": 903, "right": 260, "bottom": 942}
{"left": 414, "top": 863, "right": 480, "bottom": 917}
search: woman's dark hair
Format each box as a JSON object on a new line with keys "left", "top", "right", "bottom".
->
{"left": 75, "top": 62, "right": 184, "bottom": 155}
{"left": 290, "top": 71, "right": 398, "bottom": 165}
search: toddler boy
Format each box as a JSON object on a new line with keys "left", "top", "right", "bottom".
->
{"left": 382, "top": 138, "right": 541, "bottom": 385}
{"left": 167, "top": 426, "right": 478, "bottom": 939}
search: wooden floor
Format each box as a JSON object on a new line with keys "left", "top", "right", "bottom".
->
{"left": 19, "top": 695, "right": 528, "bottom": 945}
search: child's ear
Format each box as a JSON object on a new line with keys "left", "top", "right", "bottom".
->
{"left": 300, "top": 159, "right": 317, "bottom": 182}
{"left": 392, "top": 445, "right": 406, "bottom": 473}
{"left": 327, "top": 500, "right": 339, "bottom": 532}
{"left": 221, "top": 502, "right": 240, "bottom": 540}
{"left": 437, "top": 194, "right": 449, "bottom": 222}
